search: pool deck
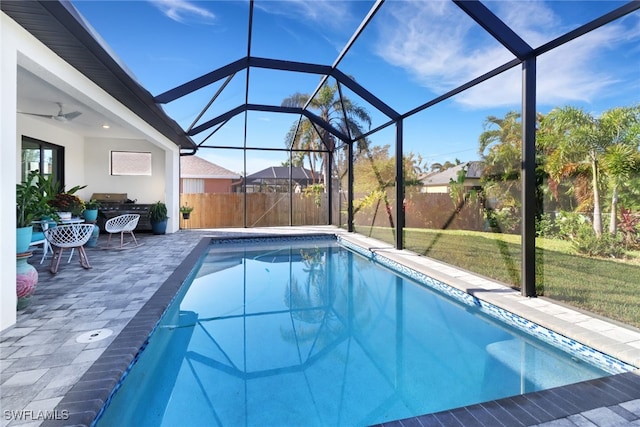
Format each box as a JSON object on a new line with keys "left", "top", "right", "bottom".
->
{"left": 1, "top": 226, "right": 639, "bottom": 427}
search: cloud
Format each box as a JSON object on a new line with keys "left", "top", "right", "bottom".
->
{"left": 253, "top": 0, "right": 354, "bottom": 31}
{"left": 148, "top": 0, "right": 215, "bottom": 24}
{"left": 375, "top": 1, "right": 513, "bottom": 94}
{"left": 374, "top": 0, "right": 638, "bottom": 109}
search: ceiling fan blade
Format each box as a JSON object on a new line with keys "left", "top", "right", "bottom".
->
{"left": 62, "top": 111, "right": 82, "bottom": 120}
{"left": 19, "top": 112, "right": 55, "bottom": 119}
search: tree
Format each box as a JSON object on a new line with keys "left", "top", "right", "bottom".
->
{"left": 538, "top": 105, "right": 640, "bottom": 236}
{"left": 351, "top": 143, "right": 424, "bottom": 234}
{"left": 430, "top": 159, "right": 461, "bottom": 173}
{"left": 598, "top": 107, "right": 640, "bottom": 233}
{"left": 478, "top": 111, "right": 523, "bottom": 209}
{"left": 282, "top": 81, "right": 372, "bottom": 187}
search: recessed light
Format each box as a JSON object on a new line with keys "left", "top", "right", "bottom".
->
{"left": 102, "top": 124, "right": 110, "bottom": 129}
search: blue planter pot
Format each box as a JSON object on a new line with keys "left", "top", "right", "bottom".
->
{"left": 85, "top": 224, "right": 100, "bottom": 247}
{"left": 151, "top": 220, "right": 167, "bottom": 235}
{"left": 16, "top": 226, "right": 33, "bottom": 254}
{"left": 83, "top": 209, "right": 98, "bottom": 222}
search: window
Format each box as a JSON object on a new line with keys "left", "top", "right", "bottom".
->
{"left": 21, "top": 136, "right": 64, "bottom": 185}
{"left": 182, "top": 178, "right": 204, "bottom": 193}
{"left": 111, "top": 151, "right": 152, "bottom": 176}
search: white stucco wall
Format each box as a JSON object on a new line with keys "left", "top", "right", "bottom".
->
{"left": 2, "top": 11, "right": 181, "bottom": 331}
{"left": 1, "top": 14, "right": 20, "bottom": 331}
{"left": 18, "top": 115, "right": 87, "bottom": 194}
{"left": 84, "top": 137, "right": 168, "bottom": 203}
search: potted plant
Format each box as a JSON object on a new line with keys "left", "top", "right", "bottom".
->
{"left": 48, "top": 193, "right": 84, "bottom": 219}
{"left": 83, "top": 199, "right": 101, "bottom": 222}
{"left": 180, "top": 204, "right": 194, "bottom": 220}
{"left": 149, "top": 201, "right": 168, "bottom": 235}
{"left": 16, "top": 171, "right": 41, "bottom": 253}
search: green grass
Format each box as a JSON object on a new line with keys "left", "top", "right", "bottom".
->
{"left": 358, "top": 226, "right": 640, "bottom": 329}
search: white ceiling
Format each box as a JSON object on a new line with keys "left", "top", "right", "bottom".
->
{"left": 16, "top": 67, "right": 144, "bottom": 140}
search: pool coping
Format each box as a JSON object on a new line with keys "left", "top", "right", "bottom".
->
{"left": 41, "top": 230, "right": 640, "bottom": 426}
{"left": 337, "top": 232, "right": 640, "bottom": 370}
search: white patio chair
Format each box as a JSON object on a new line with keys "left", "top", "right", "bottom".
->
{"left": 44, "top": 224, "right": 95, "bottom": 274}
{"left": 29, "top": 220, "right": 55, "bottom": 264}
{"left": 105, "top": 214, "right": 140, "bottom": 249}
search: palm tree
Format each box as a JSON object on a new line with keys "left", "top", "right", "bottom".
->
{"left": 538, "top": 105, "right": 640, "bottom": 236}
{"left": 283, "top": 80, "right": 402, "bottom": 232}
{"left": 478, "top": 111, "right": 523, "bottom": 209}
{"left": 599, "top": 107, "right": 640, "bottom": 233}
{"left": 282, "top": 81, "right": 372, "bottom": 187}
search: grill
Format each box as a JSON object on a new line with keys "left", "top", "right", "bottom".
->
{"left": 91, "top": 193, "right": 152, "bottom": 232}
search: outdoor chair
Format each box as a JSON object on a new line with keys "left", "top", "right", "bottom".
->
{"left": 105, "top": 214, "right": 140, "bottom": 249}
{"left": 29, "top": 220, "right": 56, "bottom": 264}
{"left": 44, "top": 224, "right": 94, "bottom": 274}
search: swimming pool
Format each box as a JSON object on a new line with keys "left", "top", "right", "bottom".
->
{"left": 94, "top": 235, "right": 633, "bottom": 426}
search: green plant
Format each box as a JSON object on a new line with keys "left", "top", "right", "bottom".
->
{"left": 555, "top": 211, "right": 590, "bottom": 240}
{"left": 485, "top": 207, "right": 520, "bottom": 234}
{"left": 179, "top": 204, "right": 193, "bottom": 214}
{"left": 302, "top": 183, "right": 324, "bottom": 207}
{"left": 535, "top": 213, "right": 558, "bottom": 238}
{"left": 84, "top": 199, "right": 101, "bottom": 210}
{"left": 571, "top": 228, "right": 626, "bottom": 258}
{"left": 49, "top": 193, "right": 85, "bottom": 216}
{"left": 16, "top": 171, "right": 42, "bottom": 228}
{"left": 149, "top": 201, "right": 168, "bottom": 223}
{"left": 618, "top": 207, "right": 640, "bottom": 250}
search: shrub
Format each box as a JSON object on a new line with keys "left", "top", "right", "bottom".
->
{"left": 618, "top": 207, "right": 640, "bottom": 250}
{"left": 485, "top": 207, "right": 520, "bottom": 234}
{"left": 572, "top": 228, "right": 626, "bottom": 258}
{"left": 535, "top": 213, "right": 558, "bottom": 238}
{"left": 555, "top": 211, "right": 590, "bottom": 240}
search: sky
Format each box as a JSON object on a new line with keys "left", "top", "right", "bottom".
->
{"left": 71, "top": 0, "right": 640, "bottom": 175}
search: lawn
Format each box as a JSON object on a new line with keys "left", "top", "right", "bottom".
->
{"left": 359, "top": 227, "right": 640, "bottom": 329}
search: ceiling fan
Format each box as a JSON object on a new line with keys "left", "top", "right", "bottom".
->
{"left": 20, "top": 102, "right": 82, "bottom": 122}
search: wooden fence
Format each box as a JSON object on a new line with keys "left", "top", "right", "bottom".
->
{"left": 179, "top": 193, "right": 331, "bottom": 229}
{"left": 179, "top": 192, "right": 484, "bottom": 231}
{"left": 353, "top": 192, "right": 485, "bottom": 232}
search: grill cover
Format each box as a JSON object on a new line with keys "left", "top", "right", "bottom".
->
{"left": 91, "top": 193, "right": 128, "bottom": 204}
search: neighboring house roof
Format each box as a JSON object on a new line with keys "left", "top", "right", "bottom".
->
{"left": 180, "top": 156, "right": 241, "bottom": 179}
{"left": 421, "top": 161, "right": 484, "bottom": 186}
{"left": 245, "top": 166, "right": 320, "bottom": 182}
{"left": 2, "top": 1, "right": 195, "bottom": 150}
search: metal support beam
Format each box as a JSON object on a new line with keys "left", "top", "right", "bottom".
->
{"left": 327, "top": 150, "right": 333, "bottom": 226}
{"left": 154, "top": 58, "right": 248, "bottom": 103}
{"left": 332, "top": 69, "right": 400, "bottom": 120}
{"left": 188, "top": 104, "right": 350, "bottom": 142}
{"left": 395, "top": 119, "right": 404, "bottom": 250}
{"left": 348, "top": 143, "right": 354, "bottom": 232}
{"left": 521, "top": 58, "right": 537, "bottom": 297}
{"left": 289, "top": 158, "right": 293, "bottom": 226}
{"left": 453, "top": 0, "right": 532, "bottom": 60}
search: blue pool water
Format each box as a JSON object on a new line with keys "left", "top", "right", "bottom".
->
{"left": 96, "top": 237, "right": 617, "bottom": 426}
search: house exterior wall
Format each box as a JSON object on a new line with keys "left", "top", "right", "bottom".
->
{"left": 180, "top": 178, "right": 235, "bottom": 194}
{"left": 85, "top": 137, "right": 167, "bottom": 204}
{"left": 421, "top": 177, "right": 483, "bottom": 194}
{"left": 19, "top": 115, "right": 87, "bottom": 196}
{"left": 181, "top": 178, "right": 204, "bottom": 193}
{"left": 1, "top": 11, "right": 182, "bottom": 331}
{"left": 205, "top": 178, "right": 234, "bottom": 193}
{"left": 1, "top": 13, "right": 20, "bottom": 330}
